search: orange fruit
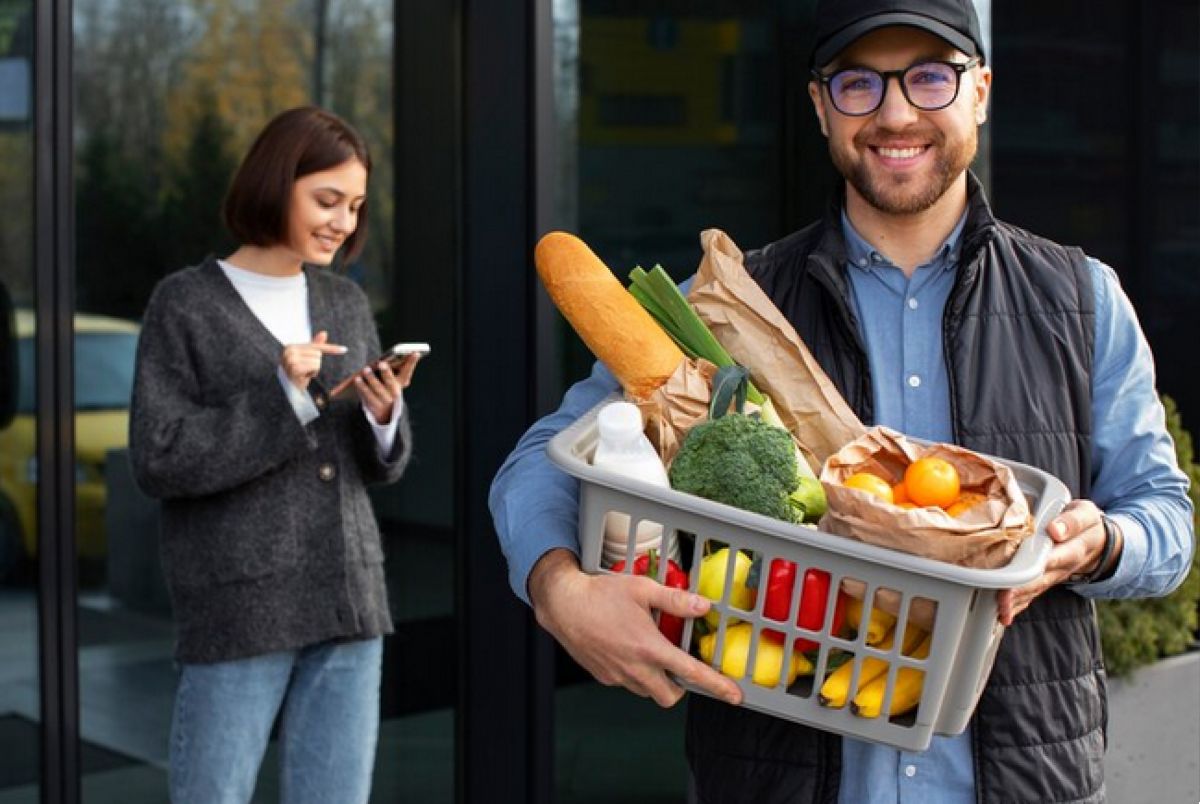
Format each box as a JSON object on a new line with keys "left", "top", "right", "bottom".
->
{"left": 904, "top": 457, "right": 961, "bottom": 508}
{"left": 892, "top": 481, "right": 910, "bottom": 505}
{"left": 844, "top": 472, "right": 894, "bottom": 504}
{"left": 946, "top": 491, "right": 988, "bottom": 518}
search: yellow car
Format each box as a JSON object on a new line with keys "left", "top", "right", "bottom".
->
{"left": 0, "top": 310, "right": 140, "bottom": 579}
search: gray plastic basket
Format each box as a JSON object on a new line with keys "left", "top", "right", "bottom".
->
{"left": 547, "top": 398, "right": 1069, "bottom": 752}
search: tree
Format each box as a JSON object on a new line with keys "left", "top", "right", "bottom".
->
{"left": 158, "top": 97, "right": 237, "bottom": 272}
{"left": 75, "top": 133, "right": 164, "bottom": 318}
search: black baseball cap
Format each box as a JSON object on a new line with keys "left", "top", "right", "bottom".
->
{"left": 811, "top": 0, "right": 986, "bottom": 69}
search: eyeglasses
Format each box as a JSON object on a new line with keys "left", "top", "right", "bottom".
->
{"left": 812, "top": 58, "right": 981, "bottom": 117}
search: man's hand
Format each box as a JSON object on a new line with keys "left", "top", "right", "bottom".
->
{"left": 528, "top": 549, "right": 743, "bottom": 708}
{"left": 996, "top": 499, "right": 1121, "bottom": 625}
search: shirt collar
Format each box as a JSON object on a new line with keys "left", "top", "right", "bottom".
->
{"left": 840, "top": 209, "right": 970, "bottom": 274}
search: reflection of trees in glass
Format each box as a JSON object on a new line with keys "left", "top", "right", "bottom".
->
{"left": 162, "top": 0, "right": 309, "bottom": 159}
{"left": 323, "top": 0, "right": 394, "bottom": 302}
{"left": 0, "top": 0, "right": 33, "bottom": 305}
{"left": 159, "top": 95, "right": 238, "bottom": 272}
{"left": 75, "top": 133, "right": 166, "bottom": 318}
{"left": 0, "top": 133, "right": 33, "bottom": 305}
{"left": 72, "top": 0, "right": 395, "bottom": 317}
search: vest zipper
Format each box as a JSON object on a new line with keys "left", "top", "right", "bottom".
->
{"left": 807, "top": 252, "right": 874, "bottom": 421}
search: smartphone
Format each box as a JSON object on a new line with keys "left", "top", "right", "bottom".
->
{"left": 330, "top": 342, "right": 429, "bottom": 399}
{"left": 389, "top": 342, "right": 431, "bottom": 358}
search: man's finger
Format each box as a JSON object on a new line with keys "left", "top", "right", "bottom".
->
{"left": 634, "top": 584, "right": 742, "bottom": 705}
{"left": 661, "top": 644, "right": 742, "bottom": 705}
{"left": 635, "top": 670, "right": 686, "bottom": 708}
{"left": 1047, "top": 500, "right": 1098, "bottom": 542}
{"left": 640, "top": 581, "right": 712, "bottom": 620}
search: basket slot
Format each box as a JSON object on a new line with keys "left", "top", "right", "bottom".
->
{"left": 757, "top": 552, "right": 844, "bottom": 646}
{"left": 599, "top": 507, "right": 678, "bottom": 571}
{"left": 695, "top": 537, "right": 757, "bottom": 622}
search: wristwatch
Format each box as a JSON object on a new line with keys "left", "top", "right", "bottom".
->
{"left": 1067, "top": 515, "right": 1119, "bottom": 585}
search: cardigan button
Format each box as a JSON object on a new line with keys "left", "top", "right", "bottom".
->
{"left": 318, "top": 463, "right": 336, "bottom": 482}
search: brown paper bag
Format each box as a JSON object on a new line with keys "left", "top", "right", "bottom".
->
{"left": 820, "top": 426, "right": 1034, "bottom": 570}
{"left": 633, "top": 358, "right": 717, "bottom": 467}
{"left": 687, "top": 229, "right": 866, "bottom": 474}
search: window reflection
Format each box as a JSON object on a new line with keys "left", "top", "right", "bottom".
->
{"left": 0, "top": 0, "right": 39, "bottom": 797}
{"left": 551, "top": 3, "right": 811, "bottom": 800}
{"left": 62, "top": 0, "right": 442, "bottom": 799}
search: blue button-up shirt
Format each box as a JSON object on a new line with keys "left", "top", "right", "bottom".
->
{"left": 837, "top": 210, "right": 1193, "bottom": 803}
{"left": 837, "top": 213, "right": 974, "bottom": 803}
{"left": 489, "top": 212, "right": 1194, "bottom": 801}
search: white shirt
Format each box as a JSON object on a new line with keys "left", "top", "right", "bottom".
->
{"left": 219, "top": 260, "right": 401, "bottom": 455}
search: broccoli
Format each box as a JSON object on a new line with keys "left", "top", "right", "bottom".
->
{"left": 669, "top": 412, "right": 825, "bottom": 524}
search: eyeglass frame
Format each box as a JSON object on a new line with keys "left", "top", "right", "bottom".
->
{"left": 811, "top": 57, "right": 983, "bottom": 117}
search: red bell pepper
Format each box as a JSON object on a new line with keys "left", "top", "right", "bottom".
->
{"left": 611, "top": 550, "right": 688, "bottom": 645}
{"left": 761, "top": 559, "right": 846, "bottom": 651}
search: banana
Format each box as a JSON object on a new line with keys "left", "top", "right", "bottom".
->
{"left": 844, "top": 596, "right": 896, "bottom": 645}
{"left": 818, "top": 623, "right": 926, "bottom": 708}
{"left": 851, "top": 631, "right": 933, "bottom": 718}
{"left": 699, "top": 624, "right": 814, "bottom": 688}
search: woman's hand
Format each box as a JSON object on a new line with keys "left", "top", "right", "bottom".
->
{"left": 357, "top": 352, "right": 421, "bottom": 424}
{"left": 281, "top": 330, "right": 347, "bottom": 391}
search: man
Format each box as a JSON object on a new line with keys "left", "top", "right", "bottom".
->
{"left": 489, "top": 1, "right": 1194, "bottom": 801}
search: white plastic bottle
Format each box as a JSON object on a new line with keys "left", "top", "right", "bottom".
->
{"left": 591, "top": 401, "right": 677, "bottom": 567}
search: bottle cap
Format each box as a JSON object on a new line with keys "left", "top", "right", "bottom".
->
{"left": 597, "top": 401, "right": 644, "bottom": 444}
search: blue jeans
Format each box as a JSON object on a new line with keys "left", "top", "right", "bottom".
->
{"left": 169, "top": 637, "right": 382, "bottom": 804}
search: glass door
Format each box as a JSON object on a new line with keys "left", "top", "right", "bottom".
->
{"left": 0, "top": 0, "right": 41, "bottom": 799}
{"left": 63, "top": 0, "right": 457, "bottom": 799}
{"left": 547, "top": 2, "right": 821, "bottom": 799}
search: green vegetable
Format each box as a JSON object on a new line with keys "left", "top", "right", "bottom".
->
{"left": 628, "top": 266, "right": 817, "bottom": 479}
{"left": 669, "top": 366, "right": 826, "bottom": 523}
{"left": 670, "top": 410, "right": 806, "bottom": 524}
{"left": 789, "top": 476, "right": 827, "bottom": 521}
{"left": 628, "top": 264, "right": 765, "bottom": 406}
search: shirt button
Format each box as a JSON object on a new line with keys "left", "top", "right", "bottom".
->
{"left": 907, "top": 297, "right": 919, "bottom": 310}
{"left": 857, "top": 258, "right": 868, "bottom": 267}
{"left": 904, "top": 764, "right": 917, "bottom": 778}
{"left": 314, "top": 393, "right": 328, "bottom": 410}
{"left": 318, "top": 463, "right": 336, "bottom": 482}
{"left": 908, "top": 374, "right": 921, "bottom": 388}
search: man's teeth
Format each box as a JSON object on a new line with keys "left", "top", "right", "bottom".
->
{"left": 878, "top": 146, "right": 925, "bottom": 159}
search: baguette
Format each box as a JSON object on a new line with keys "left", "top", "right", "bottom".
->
{"left": 535, "top": 231, "right": 684, "bottom": 399}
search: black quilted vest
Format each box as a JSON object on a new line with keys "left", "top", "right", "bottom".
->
{"left": 685, "top": 175, "right": 1107, "bottom": 804}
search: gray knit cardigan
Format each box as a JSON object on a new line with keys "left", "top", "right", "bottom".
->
{"left": 130, "top": 257, "right": 411, "bottom": 663}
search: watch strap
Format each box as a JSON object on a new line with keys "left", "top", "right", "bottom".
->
{"left": 1067, "top": 515, "right": 1118, "bottom": 585}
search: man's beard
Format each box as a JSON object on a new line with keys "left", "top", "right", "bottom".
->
{"left": 830, "top": 125, "right": 977, "bottom": 215}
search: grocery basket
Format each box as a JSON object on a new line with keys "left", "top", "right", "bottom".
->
{"left": 547, "top": 397, "right": 1068, "bottom": 752}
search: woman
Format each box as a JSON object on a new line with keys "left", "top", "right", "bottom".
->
{"left": 130, "top": 106, "right": 419, "bottom": 803}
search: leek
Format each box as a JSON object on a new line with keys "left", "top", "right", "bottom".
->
{"left": 628, "top": 265, "right": 764, "bottom": 406}
{"left": 628, "top": 264, "right": 817, "bottom": 481}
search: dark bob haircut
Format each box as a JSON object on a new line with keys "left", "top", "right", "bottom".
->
{"left": 223, "top": 106, "right": 372, "bottom": 262}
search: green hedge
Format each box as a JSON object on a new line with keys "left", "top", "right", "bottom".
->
{"left": 1096, "top": 396, "right": 1200, "bottom": 677}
